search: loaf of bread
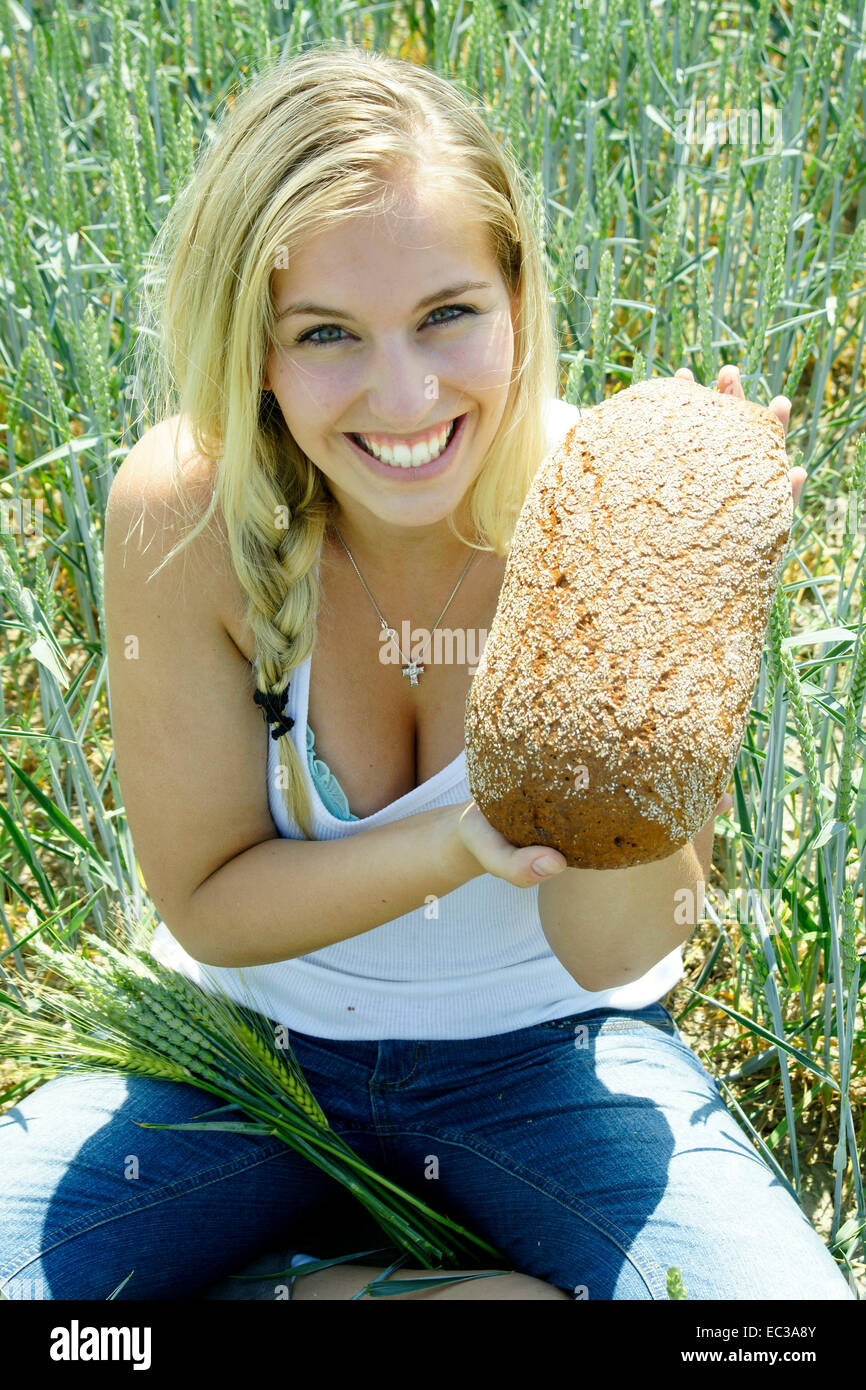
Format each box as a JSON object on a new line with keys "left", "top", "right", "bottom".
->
{"left": 464, "top": 376, "right": 793, "bottom": 869}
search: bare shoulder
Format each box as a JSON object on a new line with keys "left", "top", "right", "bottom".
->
{"left": 106, "top": 413, "right": 247, "bottom": 645}
{"left": 107, "top": 413, "right": 222, "bottom": 552}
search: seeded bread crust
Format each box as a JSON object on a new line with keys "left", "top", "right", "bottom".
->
{"left": 464, "top": 376, "right": 793, "bottom": 869}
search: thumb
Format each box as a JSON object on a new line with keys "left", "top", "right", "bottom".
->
{"left": 526, "top": 847, "right": 568, "bottom": 878}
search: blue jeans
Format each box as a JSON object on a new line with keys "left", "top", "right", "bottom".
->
{"left": 0, "top": 1002, "right": 854, "bottom": 1300}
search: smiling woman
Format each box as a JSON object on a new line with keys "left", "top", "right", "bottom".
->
{"left": 1, "top": 41, "right": 852, "bottom": 1306}
{"left": 260, "top": 185, "right": 525, "bottom": 545}
{"left": 130, "top": 48, "right": 558, "bottom": 852}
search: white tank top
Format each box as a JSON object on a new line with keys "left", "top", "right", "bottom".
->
{"left": 148, "top": 400, "right": 684, "bottom": 1038}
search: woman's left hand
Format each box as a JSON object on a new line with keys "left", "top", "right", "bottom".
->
{"left": 674, "top": 364, "right": 806, "bottom": 510}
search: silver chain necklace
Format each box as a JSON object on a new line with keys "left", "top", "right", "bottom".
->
{"left": 330, "top": 522, "right": 477, "bottom": 685}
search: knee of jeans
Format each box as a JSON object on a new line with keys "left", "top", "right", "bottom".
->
{"left": 0, "top": 1070, "right": 207, "bottom": 1268}
{"left": 0, "top": 1262, "right": 50, "bottom": 1301}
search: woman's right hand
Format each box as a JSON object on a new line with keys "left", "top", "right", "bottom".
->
{"left": 451, "top": 799, "right": 568, "bottom": 889}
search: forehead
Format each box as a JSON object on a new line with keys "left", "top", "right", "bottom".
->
{"left": 271, "top": 180, "right": 502, "bottom": 310}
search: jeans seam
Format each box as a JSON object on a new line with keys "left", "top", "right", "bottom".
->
{"left": 390, "top": 1043, "right": 430, "bottom": 1089}
{"left": 537, "top": 1018, "right": 721, "bottom": 1097}
{"left": 0, "top": 1136, "right": 292, "bottom": 1286}
{"left": 537, "top": 1016, "right": 676, "bottom": 1036}
{"left": 377, "top": 1123, "right": 668, "bottom": 1299}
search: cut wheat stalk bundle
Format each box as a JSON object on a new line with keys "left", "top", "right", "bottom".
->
{"left": 0, "top": 924, "right": 511, "bottom": 1277}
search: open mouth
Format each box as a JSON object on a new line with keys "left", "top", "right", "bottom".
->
{"left": 348, "top": 415, "right": 462, "bottom": 469}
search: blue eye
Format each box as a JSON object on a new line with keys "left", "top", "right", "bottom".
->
{"left": 296, "top": 323, "right": 347, "bottom": 346}
{"left": 426, "top": 304, "right": 474, "bottom": 326}
{"left": 294, "top": 303, "right": 476, "bottom": 346}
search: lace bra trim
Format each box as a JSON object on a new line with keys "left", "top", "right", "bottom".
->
{"left": 304, "top": 722, "right": 359, "bottom": 821}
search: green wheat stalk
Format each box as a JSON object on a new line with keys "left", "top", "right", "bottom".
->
{"left": 0, "top": 925, "right": 511, "bottom": 1275}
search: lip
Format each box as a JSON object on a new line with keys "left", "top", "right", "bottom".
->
{"left": 343, "top": 413, "right": 468, "bottom": 481}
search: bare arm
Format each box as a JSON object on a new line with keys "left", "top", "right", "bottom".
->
{"left": 536, "top": 806, "right": 720, "bottom": 992}
{"left": 184, "top": 803, "right": 483, "bottom": 968}
{"left": 182, "top": 796, "right": 574, "bottom": 968}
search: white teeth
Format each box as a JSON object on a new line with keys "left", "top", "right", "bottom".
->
{"left": 357, "top": 419, "right": 455, "bottom": 467}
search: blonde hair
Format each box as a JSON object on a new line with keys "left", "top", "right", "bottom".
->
{"left": 133, "top": 41, "right": 559, "bottom": 839}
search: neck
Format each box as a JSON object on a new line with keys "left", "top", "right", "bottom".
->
{"left": 324, "top": 507, "right": 487, "bottom": 584}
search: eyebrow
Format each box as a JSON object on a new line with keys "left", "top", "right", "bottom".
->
{"left": 275, "top": 280, "right": 494, "bottom": 322}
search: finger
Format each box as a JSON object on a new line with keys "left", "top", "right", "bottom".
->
{"left": 716, "top": 792, "right": 733, "bottom": 815}
{"left": 791, "top": 467, "right": 807, "bottom": 508}
{"left": 674, "top": 367, "right": 694, "bottom": 382}
{"left": 458, "top": 803, "right": 567, "bottom": 884}
{"left": 769, "top": 394, "right": 792, "bottom": 433}
{"left": 527, "top": 847, "right": 568, "bottom": 879}
{"left": 718, "top": 364, "right": 745, "bottom": 398}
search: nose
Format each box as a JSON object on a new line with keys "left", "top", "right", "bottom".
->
{"left": 358, "top": 334, "right": 443, "bottom": 432}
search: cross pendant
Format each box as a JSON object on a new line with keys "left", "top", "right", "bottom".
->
{"left": 402, "top": 660, "right": 425, "bottom": 686}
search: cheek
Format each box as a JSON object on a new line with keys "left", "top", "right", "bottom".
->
{"left": 272, "top": 354, "right": 356, "bottom": 412}
{"left": 442, "top": 312, "right": 515, "bottom": 390}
